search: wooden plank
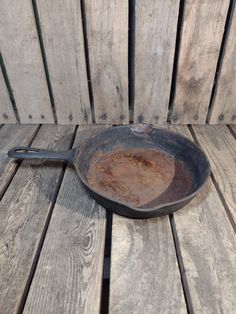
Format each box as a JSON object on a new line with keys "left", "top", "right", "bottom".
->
{"left": 109, "top": 124, "right": 187, "bottom": 313}
{"left": 167, "top": 125, "right": 236, "bottom": 313}
{"left": 0, "top": 69, "right": 16, "bottom": 123}
{"left": 0, "top": 0, "right": 54, "bottom": 123}
{"left": 109, "top": 218, "right": 186, "bottom": 312}
{"left": 36, "top": 0, "right": 92, "bottom": 124}
{"left": 0, "top": 125, "right": 74, "bottom": 314}
{"left": 192, "top": 125, "right": 236, "bottom": 225}
{"left": 23, "top": 126, "right": 107, "bottom": 314}
{"left": 85, "top": 0, "right": 129, "bottom": 124}
{"left": 0, "top": 124, "right": 38, "bottom": 197}
{"left": 133, "top": 0, "right": 179, "bottom": 124}
{"left": 209, "top": 2, "right": 236, "bottom": 124}
{"left": 171, "top": 0, "right": 229, "bottom": 124}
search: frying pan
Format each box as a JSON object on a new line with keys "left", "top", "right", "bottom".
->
{"left": 8, "top": 124, "right": 210, "bottom": 219}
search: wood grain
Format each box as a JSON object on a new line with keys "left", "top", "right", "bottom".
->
{"left": 109, "top": 217, "right": 186, "bottom": 313}
{"left": 24, "top": 126, "right": 107, "bottom": 314}
{"left": 209, "top": 2, "right": 236, "bottom": 124}
{"left": 0, "top": 0, "right": 54, "bottom": 123}
{"left": 36, "top": 0, "right": 91, "bottom": 124}
{"left": 0, "top": 68, "right": 16, "bottom": 123}
{"left": 0, "top": 124, "right": 38, "bottom": 197}
{"left": 168, "top": 125, "right": 236, "bottom": 313}
{"left": 0, "top": 125, "right": 74, "bottom": 314}
{"left": 171, "top": 0, "right": 229, "bottom": 124}
{"left": 192, "top": 125, "right": 236, "bottom": 225}
{"left": 133, "top": 0, "right": 179, "bottom": 124}
{"left": 85, "top": 0, "right": 129, "bottom": 124}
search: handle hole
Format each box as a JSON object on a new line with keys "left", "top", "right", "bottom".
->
{"left": 15, "top": 148, "right": 40, "bottom": 153}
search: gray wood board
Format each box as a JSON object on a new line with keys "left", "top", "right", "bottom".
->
{"left": 23, "top": 126, "right": 107, "bottom": 314}
{"left": 193, "top": 125, "right": 236, "bottom": 225}
{"left": 0, "top": 68, "right": 16, "bottom": 123}
{"left": 169, "top": 125, "right": 236, "bottom": 313}
{"left": 171, "top": 0, "right": 230, "bottom": 124}
{"left": 0, "top": 125, "right": 75, "bottom": 314}
{"left": 0, "top": 124, "right": 39, "bottom": 197}
{"left": 85, "top": 0, "right": 129, "bottom": 124}
{"left": 36, "top": 0, "right": 91, "bottom": 124}
{"left": 0, "top": 0, "right": 54, "bottom": 123}
{"left": 209, "top": 2, "right": 236, "bottom": 124}
{"left": 109, "top": 217, "right": 186, "bottom": 313}
{"left": 133, "top": 0, "right": 179, "bottom": 124}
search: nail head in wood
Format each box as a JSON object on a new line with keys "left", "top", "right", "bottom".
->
{"left": 172, "top": 113, "right": 178, "bottom": 121}
{"left": 101, "top": 113, "right": 107, "bottom": 121}
{"left": 218, "top": 114, "right": 224, "bottom": 121}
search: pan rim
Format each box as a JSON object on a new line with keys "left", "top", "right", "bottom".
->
{"left": 76, "top": 124, "right": 211, "bottom": 213}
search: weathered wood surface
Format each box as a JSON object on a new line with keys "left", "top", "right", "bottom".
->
{"left": 0, "top": 124, "right": 38, "bottom": 197}
{"left": 171, "top": 0, "right": 229, "bottom": 124}
{"left": 109, "top": 216, "right": 186, "bottom": 313}
{"left": 193, "top": 125, "right": 236, "bottom": 225}
{"left": 209, "top": 2, "right": 236, "bottom": 124}
{"left": 174, "top": 179, "right": 236, "bottom": 313}
{"left": 85, "top": 0, "right": 129, "bottom": 124}
{"left": 0, "top": 125, "right": 74, "bottom": 314}
{"left": 24, "top": 126, "right": 107, "bottom": 314}
{"left": 0, "top": 69, "right": 16, "bottom": 123}
{"left": 230, "top": 124, "right": 236, "bottom": 135}
{"left": 168, "top": 125, "right": 236, "bottom": 313}
{"left": 0, "top": 0, "right": 54, "bottom": 123}
{"left": 37, "top": 0, "right": 91, "bottom": 124}
{"left": 133, "top": 0, "right": 179, "bottom": 124}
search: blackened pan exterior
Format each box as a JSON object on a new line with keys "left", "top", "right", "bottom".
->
{"left": 8, "top": 124, "right": 211, "bottom": 219}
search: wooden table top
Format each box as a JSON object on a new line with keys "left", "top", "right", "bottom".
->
{"left": 0, "top": 124, "right": 235, "bottom": 314}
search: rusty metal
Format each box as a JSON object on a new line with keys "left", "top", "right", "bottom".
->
{"left": 86, "top": 146, "right": 193, "bottom": 208}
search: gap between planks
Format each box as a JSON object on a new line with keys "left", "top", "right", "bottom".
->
{"left": 0, "top": 124, "right": 40, "bottom": 200}
{"left": 189, "top": 125, "right": 236, "bottom": 230}
{"left": 23, "top": 125, "right": 108, "bottom": 314}
{"left": 18, "top": 126, "right": 78, "bottom": 314}
{"left": 167, "top": 124, "right": 236, "bottom": 313}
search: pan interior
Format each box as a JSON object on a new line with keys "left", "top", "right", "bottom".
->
{"left": 86, "top": 146, "right": 193, "bottom": 208}
{"left": 74, "top": 125, "right": 209, "bottom": 211}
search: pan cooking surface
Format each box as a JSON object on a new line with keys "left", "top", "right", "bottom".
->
{"left": 87, "top": 147, "right": 193, "bottom": 208}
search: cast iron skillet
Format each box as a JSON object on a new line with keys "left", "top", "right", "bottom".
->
{"left": 8, "top": 124, "right": 210, "bottom": 219}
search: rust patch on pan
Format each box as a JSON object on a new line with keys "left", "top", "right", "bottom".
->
{"left": 87, "top": 147, "right": 177, "bottom": 207}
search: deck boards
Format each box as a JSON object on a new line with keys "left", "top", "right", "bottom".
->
{"left": 0, "top": 125, "right": 39, "bottom": 197}
{"left": 192, "top": 125, "right": 236, "bottom": 226}
{"left": 173, "top": 179, "right": 236, "bottom": 313}
{"left": 168, "top": 125, "right": 236, "bottom": 313}
{"left": 0, "top": 125, "right": 74, "bottom": 314}
{"left": 109, "top": 214, "right": 187, "bottom": 313}
{"left": 23, "top": 126, "right": 107, "bottom": 314}
{"left": 0, "top": 124, "right": 235, "bottom": 313}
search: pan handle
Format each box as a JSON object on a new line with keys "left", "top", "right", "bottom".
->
{"left": 8, "top": 146, "right": 75, "bottom": 162}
